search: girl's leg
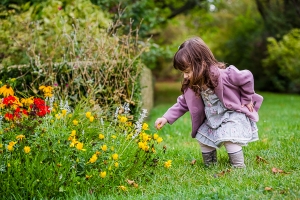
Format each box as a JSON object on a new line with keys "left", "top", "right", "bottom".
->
{"left": 198, "top": 141, "right": 217, "bottom": 166}
{"left": 224, "top": 142, "right": 246, "bottom": 168}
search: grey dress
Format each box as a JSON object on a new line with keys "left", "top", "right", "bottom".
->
{"left": 195, "top": 88, "right": 259, "bottom": 148}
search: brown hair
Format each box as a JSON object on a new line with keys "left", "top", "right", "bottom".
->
{"left": 173, "top": 37, "right": 226, "bottom": 96}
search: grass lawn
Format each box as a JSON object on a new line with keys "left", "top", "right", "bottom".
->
{"left": 73, "top": 81, "right": 300, "bottom": 199}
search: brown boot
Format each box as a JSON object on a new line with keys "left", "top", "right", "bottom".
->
{"left": 228, "top": 150, "right": 246, "bottom": 168}
{"left": 202, "top": 150, "right": 217, "bottom": 166}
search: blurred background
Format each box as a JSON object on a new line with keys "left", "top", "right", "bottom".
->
{"left": 1, "top": 0, "right": 300, "bottom": 98}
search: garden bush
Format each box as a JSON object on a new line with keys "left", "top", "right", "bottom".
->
{"left": 0, "top": 81, "right": 170, "bottom": 198}
{"left": 0, "top": 0, "right": 149, "bottom": 116}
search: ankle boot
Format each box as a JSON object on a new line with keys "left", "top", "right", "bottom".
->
{"left": 228, "top": 150, "right": 246, "bottom": 168}
{"left": 202, "top": 150, "right": 217, "bottom": 166}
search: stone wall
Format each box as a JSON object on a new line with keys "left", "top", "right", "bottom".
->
{"left": 140, "top": 67, "right": 154, "bottom": 113}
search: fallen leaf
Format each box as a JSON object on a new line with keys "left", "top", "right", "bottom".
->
{"left": 126, "top": 179, "right": 138, "bottom": 188}
{"left": 280, "top": 190, "right": 287, "bottom": 194}
{"left": 163, "top": 145, "right": 167, "bottom": 153}
{"left": 214, "top": 169, "right": 231, "bottom": 178}
{"left": 133, "top": 183, "right": 138, "bottom": 188}
{"left": 127, "top": 179, "right": 135, "bottom": 185}
{"left": 271, "top": 167, "right": 290, "bottom": 174}
{"left": 256, "top": 155, "right": 268, "bottom": 164}
{"left": 265, "top": 187, "right": 272, "bottom": 191}
{"left": 191, "top": 159, "right": 196, "bottom": 165}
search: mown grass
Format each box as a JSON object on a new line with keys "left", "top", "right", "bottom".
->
{"left": 69, "top": 82, "right": 300, "bottom": 199}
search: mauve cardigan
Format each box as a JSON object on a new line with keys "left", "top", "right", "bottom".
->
{"left": 162, "top": 65, "right": 264, "bottom": 138}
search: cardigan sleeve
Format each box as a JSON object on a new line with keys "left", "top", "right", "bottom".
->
{"left": 162, "top": 94, "right": 189, "bottom": 124}
{"left": 227, "top": 65, "right": 255, "bottom": 105}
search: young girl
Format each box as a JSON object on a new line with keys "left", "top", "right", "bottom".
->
{"left": 154, "top": 37, "right": 263, "bottom": 168}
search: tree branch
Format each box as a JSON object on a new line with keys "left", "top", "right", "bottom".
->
{"left": 167, "top": 0, "right": 203, "bottom": 19}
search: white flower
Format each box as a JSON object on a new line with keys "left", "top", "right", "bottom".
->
{"left": 114, "top": 107, "right": 120, "bottom": 121}
{"left": 132, "top": 109, "right": 148, "bottom": 138}
{"left": 123, "top": 102, "right": 130, "bottom": 114}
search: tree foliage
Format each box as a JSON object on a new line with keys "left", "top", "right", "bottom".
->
{"left": 90, "top": 0, "right": 207, "bottom": 37}
{"left": 263, "top": 29, "right": 300, "bottom": 93}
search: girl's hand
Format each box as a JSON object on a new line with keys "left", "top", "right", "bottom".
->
{"left": 242, "top": 102, "right": 254, "bottom": 112}
{"left": 155, "top": 117, "right": 168, "bottom": 130}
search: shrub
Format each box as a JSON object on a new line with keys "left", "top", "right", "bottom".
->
{"left": 263, "top": 29, "right": 300, "bottom": 93}
{"left": 0, "top": 0, "right": 148, "bottom": 116}
{"left": 0, "top": 82, "right": 169, "bottom": 198}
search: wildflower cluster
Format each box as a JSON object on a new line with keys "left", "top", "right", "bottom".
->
{"left": 0, "top": 82, "right": 170, "bottom": 197}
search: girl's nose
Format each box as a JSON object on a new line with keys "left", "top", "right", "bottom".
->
{"left": 184, "top": 74, "right": 189, "bottom": 79}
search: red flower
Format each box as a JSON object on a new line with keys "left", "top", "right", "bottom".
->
{"left": 2, "top": 96, "right": 17, "bottom": 106}
{"left": 22, "top": 109, "right": 28, "bottom": 115}
{"left": 4, "top": 113, "right": 14, "bottom": 120}
{"left": 30, "top": 98, "right": 50, "bottom": 117}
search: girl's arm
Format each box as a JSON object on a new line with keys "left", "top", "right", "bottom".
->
{"left": 227, "top": 65, "right": 255, "bottom": 105}
{"left": 155, "top": 94, "right": 189, "bottom": 129}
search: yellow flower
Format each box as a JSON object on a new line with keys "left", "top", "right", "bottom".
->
{"left": 112, "top": 153, "right": 118, "bottom": 160}
{"left": 55, "top": 114, "right": 61, "bottom": 119}
{"left": 89, "top": 154, "right": 98, "bottom": 163}
{"left": 119, "top": 116, "right": 128, "bottom": 123}
{"left": 39, "top": 85, "right": 53, "bottom": 97}
{"left": 0, "top": 143, "right": 3, "bottom": 148}
{"left": 61, "top": 109, "right": 67, "bottom": 116}
{"left": 100, "top": 171, "right": 106, "bottom": 178}
{"left": 89, "top": 116, "right": 94, "bottom": 122}
{"left": 7, "top": 145, "right": 14, "bottom": 151}
{"left": 24, "top": 146, "right": 31, "bottom": 154}
{"left": 71, "top": 130, "right": 76, "bottom": 136}
{"left": 142, "top": 133, "right": 150, "bottom": 142}
{"left": 114, "top": 162, "right": 119, "bottom": 168}
{"left": 111, "top": 135, "right": 117, "bottom": 139}
{"left": 0, "top": 103, "right": 5, "bottom": 109}
{"left": 101, "top": 145, "right": 107, "bottom": 151}
{"left": 16, "top": 135, "right": 25, "bottom": 141}
{"left": 118, "top": 186, "right": 127, "bottom": 191}
{"left": 157, "top": 137, "right": 163, "bottom": 143}
{"left": 85, "top": 112, "right": 91, "bottom": 118}
{"left": 164, "top": 160, "right": 172, "bottom": 168}
{"left": 70, "top": 139, "right": 78, "bottom": 147}
{"left": 9, "top": 141, "right": 17, "bottom": 146}
{"left": 142, "top": 123, "right": 149, "bottom": 130}
{"left": 138, "top": 142, "right": 144, "bottom": 149}
{"left": 85, "top": 175, "right": 92, "bottom": 179}
{"left": 68, "top": 114, "right": 72, "bottom": 118}
{"left": 153, "top": 133, "right": 159, "bottom": 140}
{"left": 73, "top": 120, "right": 79, "bottom": 125}
{"left": 142, "top": 144, "right": 149, "bottom": 151}
{"left": 76, "top": 142, "right": 84, "bottom": 150}
{"left": 0, "top": 85, "right": 14, "bottom": 97}
{"left": 21, "top": 97, "right": 34, "bottom": 107}
{"left": 99, "top": 134, "right": 105, "bottom": 140}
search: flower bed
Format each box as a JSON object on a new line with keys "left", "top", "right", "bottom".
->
{"left": 0, "top": 82, "right": 170, "bottom": 198}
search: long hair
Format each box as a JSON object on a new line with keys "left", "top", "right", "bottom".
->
{"left": 173, "top": 37, "right": 226, "bottom": 96}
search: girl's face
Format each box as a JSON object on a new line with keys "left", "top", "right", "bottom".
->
{"left": 183, "top": 68, "right": 193, "bottom": 80}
